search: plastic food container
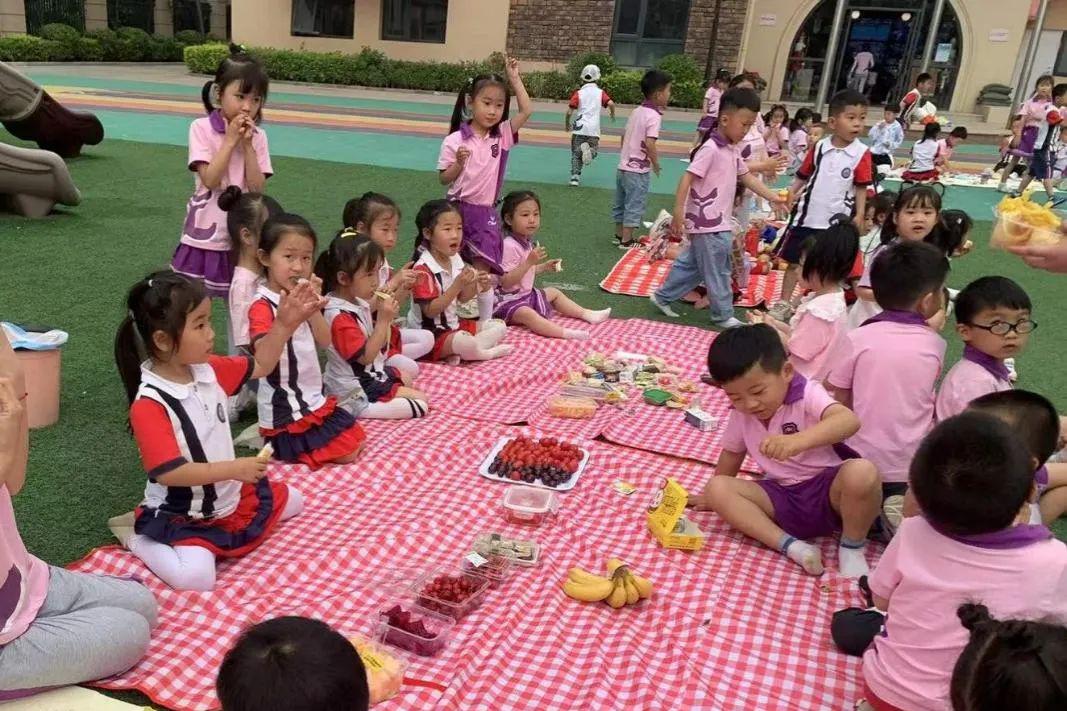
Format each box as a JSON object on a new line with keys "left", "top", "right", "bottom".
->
{"left": 547, "top": 395, "right": 597, "bottom": 419}
{"left": 410, "top": 567, "right": 491, "bottom": 620}
{"left": 377, "top": 602, "right": 454, "bottom": 657}
{"left": 990, "top": 208, "right": 1065, "bottom": 249}
{"left": 472, "top": 532, "right": 541, "bottom": 567}
{"left": 461, "top": 551, "right": 513, "bottom": 588}
{"left": 502, "top": 485, "right": 559, "bottom": 526}
{"left": 351, "top": 634, "right": 409, "bottom": 703}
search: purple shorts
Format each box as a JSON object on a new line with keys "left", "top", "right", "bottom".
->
{"left": 494, "top": 288, "right": 553, "bottom": 322}
{"left": 457, "top": 201, "right": 504, "bottom": 274}
{"left": 697, "top": 114, "right": 717, "bottom": 134}
{"left": 1009, "top": 125, "right": 1038, "bottom": 158}
{"left": 758, "top": 465, "right": 843, "bottom": 540}
{"left": 172, "top": 243, "right": 233, "bottom": 297}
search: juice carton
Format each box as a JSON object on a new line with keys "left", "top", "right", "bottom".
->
{"left": 647, "top": 478, "right": 705, "bottom": 551}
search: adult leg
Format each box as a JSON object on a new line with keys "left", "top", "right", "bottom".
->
{"left": 127, "top": 535, "right": 218, "bottom": 592}
{"left": 829, "top": 459, "right": 881, "bottom": 578}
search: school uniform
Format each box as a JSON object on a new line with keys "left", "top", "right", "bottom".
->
{"left": 777, "top": 137, "right": 873, "bottom": 264}
{"left": 437, "top": 119, "right": 518, "bottom": 274}
{"left": 494, "top": 234, "right": 553, "bottom": 322}
{"left": 901, "top": 138, "right": 940, "bottom": 182}
{"left": 407, "top": 251, "right": 478, "bottom": 361}
{"left": 787, "top": 291, "right": 849, "bottom": 382}
{"left": 613, "top": 102, "right": 663, "bottom": 228}
{"left": 248, "top": 285, "right": 366, "bottom": 469}
{"left": 697, "top": 85, "right": 722, "bottom": 135}
{"left": 1012, "top": 96, "right": 1054, "bottom": 158}
{"left": 788, "top": 127, "right": 810, "bottom": 173}
{"left": 1027, "top": 106, "right": 1066, "bottom": 179}
{"left": 720, "top": 374, "right": 859, "bottom": 540}
{"left": 568, "top": 83, "right": 612, "bottom": 176}
{"left": 934, "top": 346, "right": 1012, "bottom": 421}
{"left": 129, "top": 355, "right": 289, "bottom": 555}
{"left": 868, "top": 120, "right": 904, "bottom": 173}
{"left": 324, "top": 295, "right": 403, "bottom": 404}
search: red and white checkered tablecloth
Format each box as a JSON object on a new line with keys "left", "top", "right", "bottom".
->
{"left": 70, "top": 413, "right": 874, "bottom": 711}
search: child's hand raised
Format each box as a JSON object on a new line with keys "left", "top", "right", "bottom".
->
{"left": 759, "top": 434, "right": 806, "bottom": 461}
{"left": 376, "top": 292, "right": 399, "bottom": 321}
{"left": 457, "top": 266, "right": 479, "bottom": 289}
{"left": 398, "top": 262, "right": 418, "bottom": 289}
{"left": 506, "top": 56, "right": 521, "bottom": 80}
{"left": 276, "top": 280, "right": 322, "bottom": 328}
{"left": 224, "top": 114, "right": 244, "bottom": 146}
{"left": 526, "top": 245, "right": 548, "bottom": 266}
{"left": 232, "top": 456, "right": 268, "bottom": 484}
{"left": 456, "top": 147, "right": 472, "bottom": 168}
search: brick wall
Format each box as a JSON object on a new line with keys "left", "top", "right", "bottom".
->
{"left": 506, "top": 0, "right": 613, "bottom": 64}
{"left": 684, "top": 0, "right": 748, "bottom": 75}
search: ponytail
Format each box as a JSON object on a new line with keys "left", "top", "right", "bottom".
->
{"left": 202, "top": 42, "right": 270, "bottom": 120}
{"left": 918, "top": 121, "right": 940, "bottom": 144}
{"left": 449, "top": 74, "right": 509, "bottom": 134}
{"left": 314, "top": 227, "right": 385, "bottom": 295}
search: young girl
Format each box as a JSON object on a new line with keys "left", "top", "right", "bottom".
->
{"left": 343, "top": 191, "right": 435, "bottom": 367}
{"left": 997, "top": 75, "right": 1056, "bottom": 192}
{"left": 860, "top": 190, "right": 896, "bottom": 258}
{"left": 788, "top": 108, "right": 814, "bottom": 174}
{"left": 173, "top": 44, "right": 272, "bottom": 301}
{"left": 753, "top": 218, "right": 857, "bottom": 381}
{"left": 690, "top": 68, "right": 731, "bottom": 151}
{"left": 224, "top": 187, "right": 283, "bottom": 354}
{"left": 250, "top": 214, "right": 367, "bottom": 469}
{"left": 994, "top": 115, "right": 1025, "bottom": 184}
{"left": 438, "top": 57, "right": 533, "bottom": 278}
{"left": 763, "top": 104, "right": 790, "bottom": 166}
{"left": 317, "top": 233, "right": 430, "bottom": 420}
{"left": 408, "top": 200, "right": 512, "bottom": 362}
{"left": 495, "top": 190, "right": 611, "bottom": 340}
{"left": 901, "top": 122, "right": 942, "bottom": 182}
{"left": 114, "top": 271, "right": 321, "bottom": 591}
{"left": 951, "top": 603, "right": 1067, "bottom": 711}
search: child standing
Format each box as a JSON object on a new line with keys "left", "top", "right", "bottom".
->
{"left": 901, "top": 122, "right": 942, "bottom": 182}
{"left": 342, "top": 192, "right": 435, "bottom": 366}
{"left": 173, "top": 45, "right": 272, "bottom": 301}
{"left": 1015, "top": 83, "right": 1067, "bottom": 199}
{"left": 649, "top": 88, "right": 786, "bottom": 329}
{"left": 690, "top": 68, "right": 731, "bottom": 152}
{"left": 860, "top": 190, "right": 896, "bottom": 258}
{"left": 763, "top": 104, "right": 790, "bottom": 165}
{"left": 754, "top": 219, "right": 858, "bottom": 382}
{"left": 694, "top": 324, "right": 881, "bottom": 578}
{"left": 250, "top": 215, "right": 367, "bottom": 469}
{"left": 998, "top": 75, "right": 1055, "bottom": 192}
{"left": 935, "top": 276, "right": 1031, "bottom": 420}
{"left": 898, "top": 72, "right": 936, "bottom": 126}
{"left": 776, "top": 89, "right": 873, "bottom": 314}
{"left": 438, "top": 58, "right": 533, "bottom": 275}
{"left": 408, "top": 200, "right": 512, "bottom": 362}
{"left": 317, "top": 233, "right": 429, "bottom": 420}
{"left": 787, "top": 107, "right": 814, "bottom": 174}
{"left": 828, "top": 241, "right": 948, "bottom": 530}
{"left": 495, "top": 190, "right": 611, "bottom": 339}
{"left": 115, "top": 271, "right": 321, "bottom": 590}
{"left": 613, "top": 70, "right": 672, "bottom": 248}
{"left": 565, "top": 64, "right": 615, "bottom": 187}
{"left": 856, "top": 412, "right": 1067, "bottom": 711}
{"left": 868, "top": 104, "right": 903, "bottom": 178}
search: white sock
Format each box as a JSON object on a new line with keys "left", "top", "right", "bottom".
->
{"left": 474, "top": 321, "right": 507, "bottom": 349}
{"left": 477, "top": 291, "right": 496, "bottom": 327}
{"left": 385, "top": 353, "right": 420, "bottom": 380}
{"left": 452, "top": 333, "right": 513, "bottom": 361}
{"left": 399, "top": 328, "right": 435, "bottom": 362}
{"left": 563, "top": 328, "right": 590, "bottom": 340}
{"left": 363, "top": 397, "right": 429, "bottom": 419}
{"left": 581, "top": 308, "right": 611, "bottom": 324}
{"left": 128, "top": 535, "right": 217, "bottom": 591}
{"left": 838, "top": 542, "right": 870, "bottom": 579}
{"left": 782, "top": 537, "right": 824, "bottom": 576}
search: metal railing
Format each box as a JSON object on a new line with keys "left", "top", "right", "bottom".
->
{"left": 24, "top": 0, "right": 85, "bottom": 33}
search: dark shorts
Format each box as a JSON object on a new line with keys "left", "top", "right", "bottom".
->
{"left": 758, "top": 465, "right": 843, "bottom": 540}
{"left": 773, "top": 226, "right": 819, "bottom": 265}
{"left": 1029, "top": 147, "right": 1054, "bottom": 179}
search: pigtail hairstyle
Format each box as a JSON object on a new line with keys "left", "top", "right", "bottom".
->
{"left": 929, "top": 208, "right": 973, "bottom": 257}
{"left": 449, "top": 74, "right": 510, "bottom": 134}
{"left": 219, "top": 187, "right": 284, "bottom": 263}
{"left": 789, "top": 107, "right": 814, "bottom": 133}
{"left": 314, "top": 230, "right": 384, "bottom": 294}
{"left": 342, "top": 191, "right": 400, "bottom": 232}
{"left": 201, "top": 43, "right": 270, "bottom": 121}
{"left": 115, "top": 271, "right": 208, "bottom": 406}
{"left": 412, "top": 199, "right": 462, "bottom": 262}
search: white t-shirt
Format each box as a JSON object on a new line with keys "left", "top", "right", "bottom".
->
{"left": 910, "top": 139, "right": 939, "bottom": 172}
{"left": 569, "top": 83, "right": 612, "bottom": 138}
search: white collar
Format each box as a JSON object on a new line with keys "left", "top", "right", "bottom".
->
{"left": 820, "top": 136, "right": 867, "bottom": 158}
{"left": 139, "top": 359, "right": 215, "bottom": 399}
{"left": 417, "top": 250, "right": 462, "bottom": 275}
{"left": 795, "top": 291, "right": 847, "bottom": 322}
{"left": 255, "top": 283, "right": 282, "bottom": 305}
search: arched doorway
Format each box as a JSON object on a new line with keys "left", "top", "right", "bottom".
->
{"left": 782, "top": 0, "right": 963, "bottom": 109}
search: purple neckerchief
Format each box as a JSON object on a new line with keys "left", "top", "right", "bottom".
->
{"left": 962, "top": 345, "right": 1011, "bottom": 382}
{"left": 928, "top": 518, "right": 1053, "bottom": 549}
{"left": 459, "top": 120, "right": 501, "bottom": 139}
{"left": 208, "top": 110, "right": 258, "bottom": 135}
{"left": 783, "top": 373, "right": 807, "bottom": 404}
{"left": 640, "top": 100, "right": 665, "bottom": 115}
{"left": 861, "top": 310, "right": 927, "bottom": 328}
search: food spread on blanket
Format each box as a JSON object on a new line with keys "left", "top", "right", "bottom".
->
{"left": 992, "top": 193, "right": 1064, "bottom": 247}
{"left": 551, "top": 352, "right": 699, "bottom": 421}
{"left": 351, "top": 635, "right": 407, "bottom": 704}
{"left": 414, "top": 568, "right": 491, "bottom": 620}
{"left": 487, "top": 436, "right": 583, "bottom": 487}
{"left": 647, "top": 478, "right": 706, "bottom": 551}
{"left": 379, "top": 604, "right": 453, "bottom": 657}
{"left": 562, "top": 557, "right": 654, "bottom": 608}
{"left": 472, "top": 532, "right": 541, "bottom": 566}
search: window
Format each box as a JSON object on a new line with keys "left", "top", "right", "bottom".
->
{"left": 1056, "top": 32, "right": 1067, "bottom": 76}
{"left": 291, "top": 0, "right": 355, "bottom": 39}
{"left": 381, "top": 0, "right": 448, "bottom": 43}
{"left": 611, "top": 0, "right": 691, "bottom": 68}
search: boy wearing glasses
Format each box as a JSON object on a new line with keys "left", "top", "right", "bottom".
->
{"left": 936, "top": 276, "right": 1034, "bottom": 420}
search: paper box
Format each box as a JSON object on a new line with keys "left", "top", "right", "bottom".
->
{"left": 647, "top": 478, "right": 705, "bottom": 551}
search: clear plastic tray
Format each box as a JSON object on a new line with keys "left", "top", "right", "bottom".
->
{"left": 472, "top": 532, "right": 541, "bottom": 567}
{"left": 410, "top": 566, "right": 491, "bottom": 620}
{"left": 350, "top": 634, "right": 409, "bottom": 703}
{"left": 478, "top": 436, "right": 590, "bottom": 491}
{"left": 990, "top": 207, "right": 1065, "bottom": 249}
{"left": 377, "top": 601, "right": 454, "bottom": 657}
{"left": 502, "top": 485, "right": 559, "bottom": 526}
{"left": 461, "top": 551, "right": 513, "bottom": 588}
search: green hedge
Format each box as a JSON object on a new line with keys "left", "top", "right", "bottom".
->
{"left": 184, "top": 44, "right": 710, "bottom": 109}
{"left": 0, "top": 23, "right": 211, "bottom": 62}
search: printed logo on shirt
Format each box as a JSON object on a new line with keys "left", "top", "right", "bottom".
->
{"left": 781, "top": 422, "right": 799, "bottom": 435}
{"left": 217, "top": 403, "right": 226, "bottom": 423}
{"left": 841, "top": 167, "right": 852, "bottom": 179}
{"left": 491, "top": 143, "right": 500, "bottom": 158}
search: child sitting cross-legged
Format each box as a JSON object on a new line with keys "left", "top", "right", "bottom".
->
{"left": 692, "top": 324, "right": 881, "bottom": 578}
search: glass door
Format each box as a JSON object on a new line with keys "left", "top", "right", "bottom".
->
{"left": 611, "top": 0, "right": 692, "bottom": 68}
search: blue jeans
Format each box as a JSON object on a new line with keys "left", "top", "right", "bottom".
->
{"left": 612, "top": 170, "right": 651, "bottom": 227}
{"left": 655, "top": 231, "right": 735, "bottom": 323}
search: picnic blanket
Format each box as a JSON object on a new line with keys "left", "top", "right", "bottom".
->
{"left": 599, "top": 248, "right": 783, "bottom": 308}
{"left": 70, "top": 412, "right": 875, "bottom": 711}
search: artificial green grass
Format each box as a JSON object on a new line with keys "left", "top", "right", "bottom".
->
{"left": 3, "top": 132, "right": 1067, "bottom": 569}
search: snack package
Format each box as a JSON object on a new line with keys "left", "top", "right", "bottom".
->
{"left": 548, "top": 395, "right": 597, "bottom": 419}
{"left": 351, "top": 635, "right": 407, "bottom": 704}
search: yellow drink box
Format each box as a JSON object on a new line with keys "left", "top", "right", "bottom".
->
{"left": 647, "top": 478, "right": 705, "bottom": 551}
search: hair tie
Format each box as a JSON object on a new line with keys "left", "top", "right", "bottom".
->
{"left": 147, "top": 278, "right": 154, "bottom": 288}
{"left": 467, "top": 76, "right": 474, "bottom": 87}
{"left": 339, "top": 227, "right": 359, "bottom": 239}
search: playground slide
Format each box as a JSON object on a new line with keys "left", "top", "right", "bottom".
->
{"left": 0, "top": 142, "right": 81, "bottom": 218}
{"left": 0, "top": 61, "right": 103, "bottom": 158}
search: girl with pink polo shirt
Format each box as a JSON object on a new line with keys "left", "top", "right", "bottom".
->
{"left": 173, "top": 45, "right": 272, "bottom": 303}
{"left": 494, "top": 190, "right": 611, "bottom": 340}
{"left": 753, "top": 218, "right": 857, "bottom": 382}
{"left": 788, "top": 108, "right": 814, "bottom": 174}
{"left": 763, "top": 104, "right": 790, "bottom": 165}
{"left": 854, "top": 413, "right": 1067, "bottom": 711}
{"left": 438, "top": 57, "right": 533, "bottom": 281}
{"left": 997, "top": 75, "right": 1055, "bottom": 192}
{"left": 689, "top": 68, "right": 730, "bottom": 152}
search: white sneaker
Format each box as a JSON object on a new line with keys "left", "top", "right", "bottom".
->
{"left": 569, "top": 175, "right": 580, "bottom": 186}
{"left": 579, "top": 142, "right": 593, "bottom": 166}
{"left": 712, "top": 317, "right": 744, "bottom": 330}
{"left": 649, "top": 293, "right": 679, "bottom": 318}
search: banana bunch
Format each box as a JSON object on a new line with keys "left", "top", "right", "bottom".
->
{"left": 562, "top": 557, "right": 653, "bottom": 609}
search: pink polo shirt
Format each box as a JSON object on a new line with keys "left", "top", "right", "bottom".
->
{"left": 788, "top": 291, "right": 848, "bottom": 382}
{"left": 182, "top": 111, "right": 273, "bottom": 252}
{"left": 863, "top": 516, "right": 1067, "bottom": 711}
{"left": 228, "top": 265, "right": 261, "bottom": 348}
{"left": 720, "top": 375, "right": 846, "bottom": 485}
{"left": 498, "top": 233, "right": 537, "bottom": 296}
{"left": 739, "top": 113, "right": 767, "bottom": 162}
{"left": 438, "top": 120, "right": 517, "bottom": 206}
{"left": 827, "top": 313, "right": 945, "bottom": 482}
{"left": 703, "top": 86, "right": 722, "bottom": 117}
{"left": 935, "top": 347, "right": 1012, "bottom": 420}
{"left": 683, "top": 132, "right": 748, "bottom": 234}
{"left": 618, "top": 103, "right": 662, "bottom": 173}
{"left": 0, "top": 486, "right": 49, "bottom": 646}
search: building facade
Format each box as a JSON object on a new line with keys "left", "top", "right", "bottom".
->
{"left": 1, "top": 0, "right": 231, "bottom": 37}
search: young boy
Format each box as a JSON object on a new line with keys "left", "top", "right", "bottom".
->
{"left": 218, "top": 616, "right": 370, "bottom": 711}
{"left": 827, "top": 241, "right": 948, "bottom": 529}
{"left": 693, "top": 324, "right": 881, "bottom": 578}
{"left": 1015, "top": 82, "right": 1067, "bottom": 199}
{"left": 613, "top": 69, "right": 671, "bottom": 248}
{"left": 775, "top": 89, "right": 873, "bottom": 314}
{"left": 936, "top": 126, "right": 969, "bottom": 175}
{"left": 935, "top": 276, "right": 1031, "bottom": 421}
{"left": 868, "top": 104, "right": 904, "bottom": 178}
{"left": 857, "top": 412, "right": 1067, "bottom": 711}
{"left": 898, "top": 72, "right": 936, "bottom": 126}
{"left": 565, "top": 64, "right": 615, "bottom": 187}
{"left": 649, "top": 88, "right": 786, "bottom": 329}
